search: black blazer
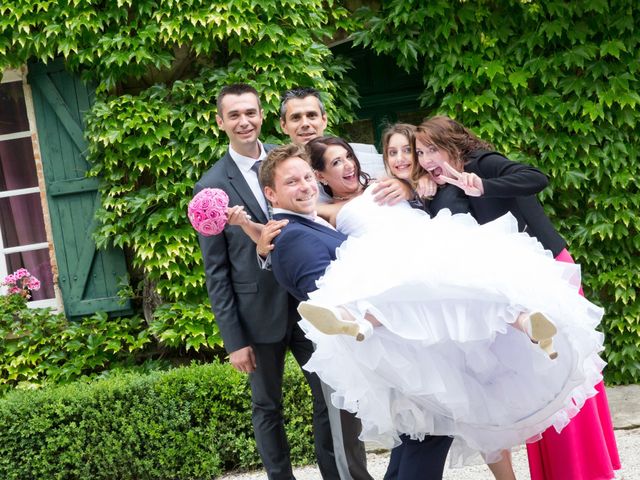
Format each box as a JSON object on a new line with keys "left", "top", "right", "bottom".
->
{"left": 465, "top": 150, "right": 566, "bottom": 256}
{"left": 195, "top": 145, "right": 298, "bottom": 354}
{"left": 425, "top": 184, "right": 470, "bottom": 217}
{"left": 270, "top": 213, "right": 347, "bottom": 302}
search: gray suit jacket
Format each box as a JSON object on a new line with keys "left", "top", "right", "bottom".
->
{"left": 195, "top": 146, "right": 297, "bottom": 353}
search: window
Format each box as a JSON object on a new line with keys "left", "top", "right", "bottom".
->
{"left": 0, "top": 69, "right": 57, "bottom": 307}
{"left": 331, "top": 41, "right": 427, "bottom": 149}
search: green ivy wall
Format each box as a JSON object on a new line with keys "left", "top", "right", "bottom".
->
{"left": 0, "top": 0, "right": 359, "bottom": 354}
{"left": 1, "top": 0, "right": 638, "bottom": 383}
{"left": 353, "top": 0, "right": 640, "bottom": 383}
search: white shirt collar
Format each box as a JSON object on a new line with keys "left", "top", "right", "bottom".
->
{"left": 272, "top": 207, "right": 317, "bottom": 222}
{"left": 228, "top": 142, "right": 267, "bottom": 171}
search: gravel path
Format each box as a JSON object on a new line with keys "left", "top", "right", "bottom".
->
{"left": 219, "top": 428, "right": 638, "bottom": 479}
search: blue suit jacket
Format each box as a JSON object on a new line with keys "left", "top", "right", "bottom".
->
{"left": 270, "top": 213, "right": 347, "bottom": 302}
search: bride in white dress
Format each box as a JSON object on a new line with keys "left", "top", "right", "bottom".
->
{"left": 296, "top": 136, "right": 605, "bottom": 467}
{"left": 224, "top": 137, "right": 605, "bottom": 468}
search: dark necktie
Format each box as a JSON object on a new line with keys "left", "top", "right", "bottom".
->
{"left": 251, "top": 160, "right": 262, "bottom": 177}
{"left": 250, "top": 160, "right": 271, "bottom": 219}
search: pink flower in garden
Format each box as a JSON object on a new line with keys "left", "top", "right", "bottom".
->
{"left": 188, "top": 188, "right": 230, "bottom": 236}
{"left": 2, "top": 269, "right": 41, "bottom": 299}
{"left": 14, "top": 268, "right": 29, "bottom": 279}
{"left": 28, "top": 278, "right": 41, "bottom": 291}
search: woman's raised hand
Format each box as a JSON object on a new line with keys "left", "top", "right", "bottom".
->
{"left": 441, "top": 162, "right": 484, "bottom": 196}
{"left": 226, "top": 205, "right": 252, "bottom": 226}
{"left": 416, "top": 175, "right": 437, "bottom": 199}
{"left": 371, "top": 177, "right": 414, "bottom": 205}
{"left": 227, "top": 205, "right": 283, "bottom": 251}
{"left": 256, "top": 219, "right": 289, "bottom": 258}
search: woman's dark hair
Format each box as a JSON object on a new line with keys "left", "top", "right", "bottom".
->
{"left": 305, "top": 136, "right": 371, "bottom": 198}
{"left": 416, "top": 115, "right": 493, "bottom": 166}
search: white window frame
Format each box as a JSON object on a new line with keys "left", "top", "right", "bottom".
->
{"left": 1, "top": 67, "right": 61, "bottom": 310}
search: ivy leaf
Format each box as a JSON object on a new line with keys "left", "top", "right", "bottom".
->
{"left": 399, "top": 39, "right": 419, "bottom": 64}
{"left": 581, "top": 100, "right": 604, "bottom": 121}
{"left": 600, "top": 40, "right": 626, "bottom": 59}
{"left": 508, "top": 71, "right": 529, "bottom": 89}
{"left": 479, "top": 61, "right": 505, "bottom": 81}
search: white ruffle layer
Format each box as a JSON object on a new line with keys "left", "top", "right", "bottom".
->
{"left": 301, "top": 196, "right": 605, "bottom": 467}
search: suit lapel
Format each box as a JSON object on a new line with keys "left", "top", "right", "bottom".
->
{"left": 222, "top": 152, "right": 269, "bottom": 224}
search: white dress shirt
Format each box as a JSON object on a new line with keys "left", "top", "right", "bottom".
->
{"left": 271, "top": 208, "right": 335, "bottom": 230}
{"left": 228, "top": 143, "right": 269, "bottom": 217}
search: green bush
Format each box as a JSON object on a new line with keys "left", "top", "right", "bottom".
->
{"left": 0, "top": 357, "right": 315, "bottom": 479}
{"left": 0, "top": 293, "right": 153, "bottom": 394}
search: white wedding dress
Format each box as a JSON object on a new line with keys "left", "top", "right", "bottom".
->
{"left": 299, "top": 186, "right": 605, "bottom": 467}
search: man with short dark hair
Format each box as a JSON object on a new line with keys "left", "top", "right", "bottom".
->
{"left": 261, "top": 144, "right": 452, "bottom": 480}
{"left": 279, "top": 87, "right": 387, "bottom": 180}
{"left": 274, "top": 88, "right": 383, "bottom": 480}
{"left": 276, "top": 90, "right": 453, "bottom": 480}
{"left": 195, "top": 83, "right": 340, "bottom": 480}
{"left": 279, "top": 87, "right": 328, "bottom": 146}
{"left": 260, "top": 144, "right": 349, "bottom": 315}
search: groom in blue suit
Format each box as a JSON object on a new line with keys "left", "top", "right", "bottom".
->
{"left": 261, "top": 143, "right": 453, "bottom": 480}
{"left": 260, "top": 143, "right": 347, "bottom": 301}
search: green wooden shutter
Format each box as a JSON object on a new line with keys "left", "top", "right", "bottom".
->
{"left": 27, "top": 59, "right": 131, "bottom": 318}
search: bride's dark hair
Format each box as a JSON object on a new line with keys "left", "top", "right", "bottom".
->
{"left": 305, "top": 136, "right": 371, "bottom": 199}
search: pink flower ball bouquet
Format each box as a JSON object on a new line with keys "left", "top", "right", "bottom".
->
{"left": 188, "top": 188, "right": 230, "bottom": 236}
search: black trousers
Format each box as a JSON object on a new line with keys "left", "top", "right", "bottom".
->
{"left": 384, "top": 435, "right": 453, "bottom": 480}
{"left": 249, "top": 323, "right": 340, "bottom": 480}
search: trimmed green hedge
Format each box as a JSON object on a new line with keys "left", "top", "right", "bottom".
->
{"left": 0, "top": 358, "right": 315, "bottom": 479}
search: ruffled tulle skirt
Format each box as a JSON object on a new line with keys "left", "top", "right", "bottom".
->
{"left": 301, "top": 210, "right": 605, "bottom": 467}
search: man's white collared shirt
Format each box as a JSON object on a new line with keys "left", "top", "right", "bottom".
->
{"left": 228, "top": 143, "right": 269, "bottom": 217}
{"left": 271, "top": 208, "right": 335, "bottom": 230}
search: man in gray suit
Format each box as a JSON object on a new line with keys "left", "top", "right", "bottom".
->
{"left": 195, "top": 83, "right": 340, "bottom": 480}
{"left": 278, "top": 87, "right": 387, "bottom": 180}
{"left": 273, "top": 88, "right": 450, "bottom": 480}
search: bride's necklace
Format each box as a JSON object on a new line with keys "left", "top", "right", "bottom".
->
{"left": 333, "top": 194, "right": 352, "bottom": 201}
{"left": 333, "top": 186, "right": 364, "bottom": 201}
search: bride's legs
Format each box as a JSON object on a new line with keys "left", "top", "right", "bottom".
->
{"left": 487, "top": 450, "right": 517, "bottom": 480}
{"left": 297, "top": 301, "right": 376, "bottom": 341}
{"left": 512, "top": 311, "right": 558, "bottom": 359}
{"left": 343, "top": 308, "right": 382, "bottom": 327}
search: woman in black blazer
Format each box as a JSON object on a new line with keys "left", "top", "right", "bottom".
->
{"left": 414, "top": 115, "right": 621, "bottom": 480}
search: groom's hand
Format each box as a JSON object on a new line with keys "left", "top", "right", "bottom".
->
{"left": 257, "top": 219, "right": 288, "bottom": 258}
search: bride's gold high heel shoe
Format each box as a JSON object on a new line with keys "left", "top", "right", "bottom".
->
{"left": 519, "top": 311, "right": 558, "bottom": 360}
{"left": 538, "top": 338, "right": 558, "bottom": 360}
{"left": 297, "top": 301, "right": 373, "bottom": 341}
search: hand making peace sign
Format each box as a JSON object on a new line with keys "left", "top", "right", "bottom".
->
{"left": 440, "top": 162, "right": 485, "bottom": 197}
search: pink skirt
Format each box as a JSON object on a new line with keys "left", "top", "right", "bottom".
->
{"left": 526, "top": 249, "right": 621, "bottom": 480}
